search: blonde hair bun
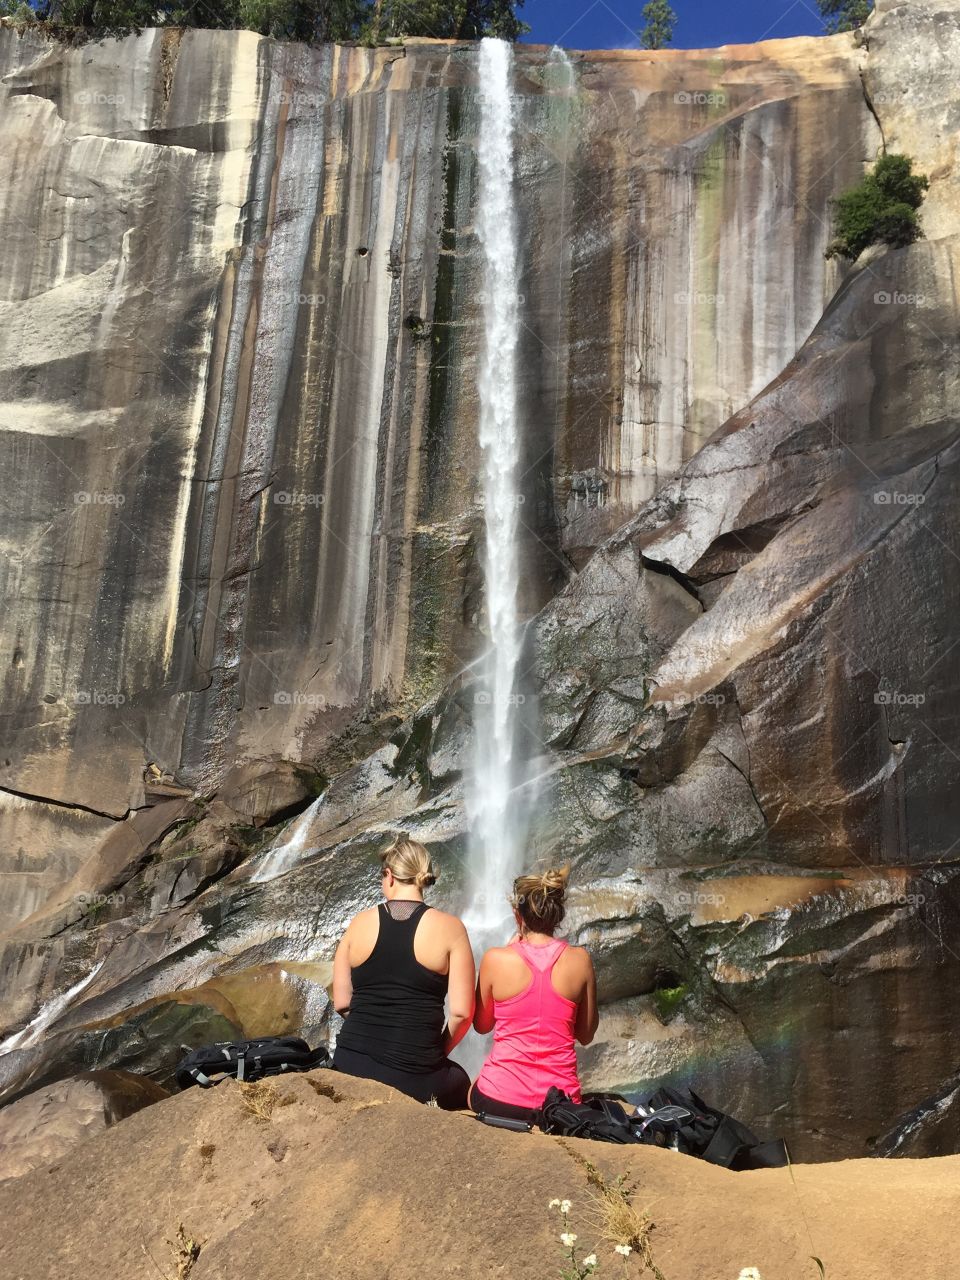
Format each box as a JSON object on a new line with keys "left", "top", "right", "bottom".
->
{"left": 539, "top": 866, "right": 570, "bottom": 893}
{"left": 512, "top": 864, "right": 570, "bottom": 934}
{"left": 381, "top": 833, "right": 437, "bottom": 890}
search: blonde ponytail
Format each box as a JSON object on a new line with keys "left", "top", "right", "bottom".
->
{"left": 381, "top": 833, "right": 437, "bottom": 890}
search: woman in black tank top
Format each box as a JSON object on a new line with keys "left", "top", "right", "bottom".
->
{"left": 332, "top": 836, "right": 474, "bottom": 1110}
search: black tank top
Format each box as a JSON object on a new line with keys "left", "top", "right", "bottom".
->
{"left": 335, "top": 903, "right": 449, "bottom": 1073}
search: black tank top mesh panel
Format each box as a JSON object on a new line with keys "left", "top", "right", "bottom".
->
{"left": 335, "top": 903, "right": 448, "bottom": 1073}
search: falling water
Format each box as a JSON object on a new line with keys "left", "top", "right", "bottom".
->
{"left": 250, "top": 794, "right": 325, "bottom": 883}
{"left": 0, "top": 959, "right": 105, "bottom": 1057}
{"left": 467, "top": 38, "right": 524, "bottom": 932}
{"left": 546, "top": 44, "right": 576, "bottom": 92}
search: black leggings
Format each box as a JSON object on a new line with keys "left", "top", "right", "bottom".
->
{"left": 470, "top": 1081, "right": 541, "bottom": 1127}
{"left": 333, "top": 1045, "right": 470, "bottom": 1111}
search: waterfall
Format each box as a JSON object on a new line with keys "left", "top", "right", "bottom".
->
{"left": 467, "top": 38, "right": 524, "bottom": 932}
{"left": 250, "top": 795, "right": 324, "bottom": 883}
{"left": 546, "top": 44, "right": 576, "bottom": 91}
{"left": 0, "top": 959, "right": 105, "bottom": 1057}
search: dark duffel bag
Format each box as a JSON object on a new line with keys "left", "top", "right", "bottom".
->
{"left": 176, "top": 1036, "right": 330, "bottom": 1089}
{"left": 635, "top": 1084, "right": 789, "bottom": 1170}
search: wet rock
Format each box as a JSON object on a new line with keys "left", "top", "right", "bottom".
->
{"left": 873, "top": 1066, "right": 960, "bottom": 1158}
{"left": 0, "top": 1069, "right": 168, "bottom": 1182}
{"left": 0, "top": 25, "right": 874, "bottom": 915}
{"left": 217, "top": 761, "right": 324, "bottom": 828}
{"left": 1, "top": 999, "right": 242, "bottom": 1107}
{"left": 1, "top": 7, "right": 960, "bottom": 1167}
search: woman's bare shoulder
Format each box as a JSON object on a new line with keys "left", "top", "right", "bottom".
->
{"left": 563, "top": 942, "right": 594, "bottom": 969}
{"left": 424, "top": 907, "right": 470, "bottom": 938}
{"left": 345, "top": 906, "right": 379, "bottom": 932}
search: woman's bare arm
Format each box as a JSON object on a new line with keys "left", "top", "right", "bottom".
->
{"left": 442, "top": 921, "right": 477, "bottom": 1054}
{"left": 473, "top": 950, "right": 498, "bottom": 1035}
{"left": 332, "top": 927, "right": 354, "bottom": 1016}
{"left": 574, "top": 950, "right": 599, "bottom": 1045}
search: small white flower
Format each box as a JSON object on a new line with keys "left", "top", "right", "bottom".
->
{"left": 615, "top": 1244, "right": 633, "bottom": 1257}
{"left": 583, "top": 1255, "right": 598, "bottom": 1269}
{"left": 560, "top": 1198, "right": 572, "bottom": 1214}
{"left": 560, "top": 1232, "right": 578, "bottom": 1248}
{"left": 738, "top": 1271, "right": 762, "bottom": 1280}
{"left": 549, "top": 1199, "right": 561, "bottom": 1209}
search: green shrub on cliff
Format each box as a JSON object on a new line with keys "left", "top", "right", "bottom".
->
{"left": 825, "top": 153, "right": 930, "bottom": 261}
{"left": 0, "top": 0, "right": 32, "bottom": 16}
{"left": 818, "top": 0, "right": 873, "bottom": 33}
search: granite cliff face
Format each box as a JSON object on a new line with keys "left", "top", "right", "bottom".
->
{"left": 0, "top": 22, "right": 870, "bottom": 920}
{"left": 1, "top": 0, "right": 959, "bottom": 1162}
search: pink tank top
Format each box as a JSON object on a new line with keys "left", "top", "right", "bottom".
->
{"left": 475, "top": 938, "right": 582, "bottom": 1108}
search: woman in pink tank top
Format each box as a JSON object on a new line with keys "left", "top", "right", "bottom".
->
{"left": 470, "top": 866, "right": 599, "bottom": 1123}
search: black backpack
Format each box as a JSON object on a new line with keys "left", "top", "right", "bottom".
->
{"left": 537, "top": 1085, "right": 789, "bottom": 1170}
{"left": 539, "top": 1088, "right": 639, "bottom": 1144}
{"left": 176, "top": 1036, "right": 330, "bottom": 1089}
{"left": 634, "top": 1084, "right": 789, "bottom": 1170}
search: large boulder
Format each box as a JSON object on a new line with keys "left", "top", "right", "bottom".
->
{"left": 0, "top": 1070, "right": 958, "bottom": 1279}
{"left": 0, "top": 1069, "right": 168, "bottom": 1182}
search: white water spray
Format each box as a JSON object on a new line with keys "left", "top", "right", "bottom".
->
{"left": 546, "top": 44, "right": 576, "bottom": 91}
{"left": 250, "top": 794, "right": 324, "bottom": 883}
{"left": 0, "top": 959, "right": 105, "bottom": 1057}
{"left": 467, "top": 38, "right": 525, "bottom": 931}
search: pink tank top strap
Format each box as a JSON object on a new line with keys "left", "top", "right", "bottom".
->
{"left": 511, "top": 937, "right": 567, "bottom": 973}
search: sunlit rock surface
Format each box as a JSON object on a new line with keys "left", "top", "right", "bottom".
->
{"left": 0, "top": 1068, "right": 168, "bottom": 1181}
{"left": 0, "top": 22, "right": 873, "bottom": 925}
{"left": 2, "top": 2, "right": 960, "bottom": 1162}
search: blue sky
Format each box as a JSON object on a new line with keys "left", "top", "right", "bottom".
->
{"left": 520, "top": 0, "right": 826, "bottom": 51}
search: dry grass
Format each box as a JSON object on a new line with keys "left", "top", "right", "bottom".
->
{"left": 167, "top": 1225, "right": 202, "bottom": 1279}
{"left": 142, "top": 1223, "right": 203, "bottom": 1280}
{"left": 236, "top": 1080, "right": 295, "bottom": 1122}
{"left": 563, "top": 1146, "right": 667, "bottom": 1280}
